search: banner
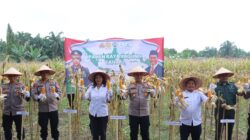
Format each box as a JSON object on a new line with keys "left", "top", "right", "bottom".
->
{"left": 64, "top": 37, "right": 164, "bottom": 86}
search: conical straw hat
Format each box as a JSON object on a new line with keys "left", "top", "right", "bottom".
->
{"left": 88, "top": 70, "right": 110, "bottom": 82}
{"left": 213, "top": 67, "right": 234, "bottom": 78}
{"left": 34, "top": 65, "right": 55, "bottom": 76}
{"left": 128, "top": 66, "right": 148, "bottom": 76}
{"left": 2, "top": 67, "right": 22, "bottom": 76}
{"left": 179, "top": 76, "right": 202, "bottom": 90}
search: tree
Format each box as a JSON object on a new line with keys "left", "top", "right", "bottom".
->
{"left": 6, "top": 24, "right": 15, "bottom": 54}
{"left": 169, "top": 48, "right": 177, "bottom": 56}
{"left": 181, "top": 49, "right": 198, "bottom": 58}
{"left": 199, "top": 47, "right": 218, "bottom": 57}
{"left": 25, "top": 45, "right": 48, "bottom": 61}
{"left": 46, "top": 32, "right": 64, "bottom": 59}
{"left": 235, "top": 48, "right": 247, "bottom": 58}
{"left": 15, "top": 32, "right": 32, "bottom": 46}
{"left": 219, "top": 40, "right": 238, "bottom": 57}
{"left": 0, "top": 39, "right": 6, "bottom": 53}
{"left": 10, "top": 44, "right": 26, "bottom": 62}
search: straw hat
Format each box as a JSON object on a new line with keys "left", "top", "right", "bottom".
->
{"left": 88, "top": 70, "right": 110, "bottom": 82}
{"left": 213, "top": 67, "right": 234, "bottom": 78}
{"left": 2, "top": 67, "right": 22, "bottom": 76}
{"left": 128, "top": 66, "right": 148, "bottom": 76}
{"left": 34, "top": 65, "right": 55, "bottom": 76}
{"left": 179, "top": 76, "right": 202, "bottom": 90}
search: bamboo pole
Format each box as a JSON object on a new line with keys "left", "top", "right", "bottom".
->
{"left": 29, "top": 79, "right": 34, "bottom": 140}
{"left": 226, "top": 123, "right": 228, "bottom": 140}
{"left": 235, "top": 96, "right": 240, "bottom": 140}
{"left": 203, "top": 104, "right": 208, "bottom": 140}
{"left": 168, "top": 86, "right": 175, "bottom": 140}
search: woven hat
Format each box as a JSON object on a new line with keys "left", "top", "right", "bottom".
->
{"left": 128, "top": 66, "right": 148, "bottom": 76}
{"left": 34, "top": 65, "right": 55, "bottom": 76}
{"left": 179, "top": 76, "right": 202, "bottom": 90}
{"left": 88, "top": 70, "right": 110, "bottom": 82}
{"left": 213, "top": 67, "right": 234, "bottom": 78}
{"left": 2, "top": 67, "right": 22, "bottom": 76}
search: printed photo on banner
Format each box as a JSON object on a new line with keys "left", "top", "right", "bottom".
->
{"left": 64, "top": 38, "right": 164, "bottom": 82}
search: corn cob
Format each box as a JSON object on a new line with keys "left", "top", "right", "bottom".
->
{"left": 107, "top": 80, "right": 111, "bottom": 91}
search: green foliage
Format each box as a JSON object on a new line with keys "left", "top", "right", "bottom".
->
{"left": 199, "top": 47, "right": 218, "bottom": 57}
{"left": 10, "top": 44, "right": 26, "bottom": 62}
{"left": 181, "top": 48, "right": 198, "bottom": 58}
{"left": 0, "top": 39, "right": 6, "bottom": 53}
{"left": 6, "top": 23, "right": 15, "bottom": 54}
{"left": 219, "top": 40, "right": 238, "bottom": 57}
{"left": 25, "top": 46, "right": 48, "bottom": 61}
{"left": 1, "top": 24, "right": 64, "bottom": 62}
{"left": 1, "top": 24, "right": 250, "bottom": 61}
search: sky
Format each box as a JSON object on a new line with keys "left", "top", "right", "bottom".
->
{"left": 1, "top": 0, "right": 250, "bottom": 52}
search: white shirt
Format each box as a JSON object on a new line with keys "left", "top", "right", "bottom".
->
{"left": 177, "top": 90, "right": 208, "bottom": 126}
{"left": 84, "top": 85, "right": 112, "bottom": 117}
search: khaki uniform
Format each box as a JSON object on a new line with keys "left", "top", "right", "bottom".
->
{"left": 32, "top": 79, "right": 61, "bottom": 112}
{"left": 2, "top": 82, "right": 26, "bottom": 115}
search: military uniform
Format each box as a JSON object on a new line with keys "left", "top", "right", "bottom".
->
{"left": 32, "top": 78, "right": 61, "bottom": 140}
{"left": 214, "top": 81, "right": 237, "bottom": 140}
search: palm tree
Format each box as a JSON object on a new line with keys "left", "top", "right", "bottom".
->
{"left": 46, "top": 32, "right": 64, "bottom": 59}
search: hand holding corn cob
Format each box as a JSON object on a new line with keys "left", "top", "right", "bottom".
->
{"left": 38, "top": 87, "right": 47, "bottom": 102}
{"left": 176, "top": 89, "right": 188, "bottom": 110}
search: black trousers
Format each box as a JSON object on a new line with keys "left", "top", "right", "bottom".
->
{"left": 38, "top": 111, "right": 59, "bottom": 140}
{"left": 247, "top": 113, "right": 250, "bottom": 140}
{"left": 180, "top": 123, "right": 201, "bottom": 140}
{"left": 2, "top": 114, "right": 24, "bottom": 140}
{"left": 89, "top": 114, "right": 108, "bottom": 140}
{"left": 129, "top": 115, "right": 150, "bottom": 140}
{"left": 215, "top": 109, "right": 235, "bottom": 140}
{"left": 67, "top": 94, "right": 75, "bottom": 109}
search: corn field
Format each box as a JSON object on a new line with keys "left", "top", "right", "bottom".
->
{"left": 0, "top": 58, "right": 250, "bottom": 140}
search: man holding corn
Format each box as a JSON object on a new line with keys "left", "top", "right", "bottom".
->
{"left": 213, "top": 67, "right": 238, "bottom": 140}
{"left": 32, "top": 65, "right": 61, "bottom": 140}
{"left": 1, "top": 67, "right": 30, "bottom": 140}
{"left": 176, "top": 76, "right": 213, "bottom": 140}
{"left": 121, "top": 66, "right": 155, "bottom": 140}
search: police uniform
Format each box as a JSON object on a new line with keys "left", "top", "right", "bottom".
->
{"left": 1, "top": 67, "right": 29, "bottom": 140}
{"left": 32, "top": 65, "right": 61, "bottom": 140}
{"left": 123, "top": 66, "right": 155, "bottom": 140}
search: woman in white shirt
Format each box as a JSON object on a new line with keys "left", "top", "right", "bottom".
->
{"left": 84, "top": 70, "right": 112, "bottom": 140}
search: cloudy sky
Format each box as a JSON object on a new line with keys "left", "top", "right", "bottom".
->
{"left": 1, "top": 0, "right": 250, "bottom": 52}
